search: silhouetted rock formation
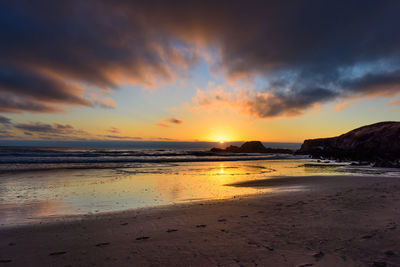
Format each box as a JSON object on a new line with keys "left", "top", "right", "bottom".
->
{"left": 210, "top": 141, "right": 293, "bottom": 154}
{"left": 296, "top": 121, "right": 400, "bottom": 167}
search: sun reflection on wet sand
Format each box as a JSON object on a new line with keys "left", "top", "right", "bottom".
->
{"left": 219, "top": 163, "right": 224, "bottom": 175}
{"left": 0, "top": 159, "right": 389, "bottom": 226}
{"left": 153, "top": 162, "right": 271, "bottom": 203}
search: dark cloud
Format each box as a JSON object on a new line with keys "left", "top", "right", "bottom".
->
{"left": 0, "top": 64, "right": 90, "bottom": 104}
{"left": 168, "top": 118, "right": 184, "bottom": 124}
{"left": 15, "top": 122, "right": 62, "bottom": 133}
{"left": 247, "top": 88, "right": 339, "bottom": 118}
{"left": 0, "top": 0, "right": 199, "bottom": 113}
{"left": 104, "top": 135, "right": 142, "bottom": 140}
{"left": 339, "top": 70, "right": 400, "bottom": 97}
{"left": 0, "top": 93, "right": 61, "bottom": 113}
{"left": 155, "top": 137, "right": 175, "bottom": 141}
{"left": 0, "top": 120, "right": 147, "bottom": 140}
{"left": 133, "top": 1, "right": 400, "bottom": 75}
{"left": 1, "top": 1, "right": 400, "bottom": 115}
{"left": 0, "top": 115, "right": 11, "bottom": 124}
{"left": 104, "top": 127, "right": 142, "bottom": 140}
{"left": 0, "top": 129, "right": 14, "bottom": 139}
{"left": 13, "top": 122, "right": 89, "bottom": 138}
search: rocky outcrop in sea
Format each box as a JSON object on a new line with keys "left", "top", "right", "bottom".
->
{"left": 210, "top": 141, "right": 293, "bottom": 154}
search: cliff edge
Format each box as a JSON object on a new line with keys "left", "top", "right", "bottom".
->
{"left": 296, "top": 121, "right": 400, "bottom": 167}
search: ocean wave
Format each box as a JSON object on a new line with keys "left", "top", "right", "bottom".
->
{"left": 0, "top": 146, "right": 309, "bottom": 172}
{"left": 0, "top": 154, "right": 304, "bottom": 164}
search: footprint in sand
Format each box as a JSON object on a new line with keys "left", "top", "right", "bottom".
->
{"left": 385, "top": 250, "right": 395, "bottom": 256}
{"left": 373, "top": 261, "right": 387, "bottom": 267}
{"left": 313, "top": 251, "right": 324, "bottom": 260}
{"left": 49, "top": 251, "right": 66, "bottom": 256}
{"left": 136, "top": 236, "right": 150, "bottom": 240}
{"left": 264, "top": 246, "right": 274, "bottom": 251}
{"left": 361, "top": 234, "right": 374, "bottom": 239}
{"left": 95, "top": 242, "right": 110, "bottom": 247}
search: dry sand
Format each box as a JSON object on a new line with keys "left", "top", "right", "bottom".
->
{"left": 1, "top": 175, "right": 400, "bottom": 266}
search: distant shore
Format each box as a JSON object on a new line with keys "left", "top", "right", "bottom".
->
{"left": 1, "top": 175, "right": 400, "bottom": 266}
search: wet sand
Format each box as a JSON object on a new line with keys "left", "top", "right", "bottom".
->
{"left": 1, "top": 175, "right": 400, "bottom": 266}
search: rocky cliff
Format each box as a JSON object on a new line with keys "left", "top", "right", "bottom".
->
{"left": 296, "top": 121, "right": 400, "bottom": 167}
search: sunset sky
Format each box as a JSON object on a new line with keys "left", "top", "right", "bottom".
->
{"left": 0, "top": 1, "right": 399, "bottom": 142}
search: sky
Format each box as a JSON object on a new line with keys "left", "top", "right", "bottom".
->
{"left": 0, "top": 0, "right": 399, "bottom": 142}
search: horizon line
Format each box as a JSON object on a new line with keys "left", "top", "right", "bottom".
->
{"left": 0, "top": 139, "right": 302, "bottom": 144}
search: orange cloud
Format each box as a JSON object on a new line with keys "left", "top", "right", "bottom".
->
{"left": 191, "top": 85, "right": 337, "bottom": 119}
{"left": 335, "top": 102, "right": 351, "bottom": 112}
{"left": 388, "top": 99, "right": 400, "bottom": 112}
{"left": 107, "top": 127, "right": 120, "bottom": 134}
{"left": 156, "top": 122, "right": 170, "bottom": 128}
{"left": 388, "top": 99, "right": 400, "bottom": 106}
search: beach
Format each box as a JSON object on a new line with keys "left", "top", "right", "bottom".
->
{"left": 1, "top": 175, "right": 400, "bottom": 266}
{"left": 2, "top": 1, "right": 400, "bottom": 266}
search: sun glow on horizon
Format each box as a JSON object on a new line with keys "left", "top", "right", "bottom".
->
{"left": 210, "top": 133, "right": 231, "bottom": 144}
{"left": 207, "top": 130, "right": 238, "bottom": 144}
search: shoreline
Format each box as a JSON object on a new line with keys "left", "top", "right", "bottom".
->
{"left": 0, "top": 155, "right": 308, "bottom": 173}
{"left": 0, "top": 185, "right": 296, "bottom": 230}
{"left": 1, "top": 175, "right": 400, "bottom": 266}
{"left": 1, "top": 174, "right": 397, "bottom": 229}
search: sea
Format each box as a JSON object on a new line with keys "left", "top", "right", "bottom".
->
{"left": 0, "top": 141, "right": 302, "bottom": 171}
{"left": 0, "top": 141, "right": 399, "bottom": 226}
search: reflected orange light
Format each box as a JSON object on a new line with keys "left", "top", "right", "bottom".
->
{"left": 219, "top": 163, "right": 224, "bottom": 174}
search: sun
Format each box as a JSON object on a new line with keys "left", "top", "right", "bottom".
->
{"left": 208, "top": 130, "right": 234, "bottom": 144}
{"left": 215, "top": 136, "right": 227, "bottom": 144}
